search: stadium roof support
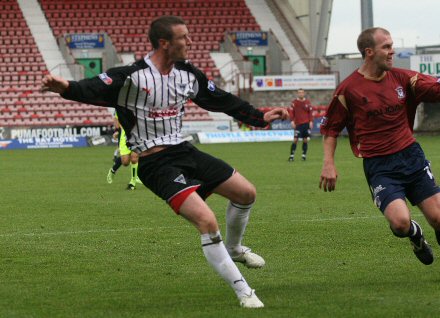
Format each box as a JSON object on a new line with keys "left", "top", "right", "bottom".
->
{"left": 360, "top": 0, "right": 374, "bottom": 30}
{"left": 270, "top": 0, "right": 333, "bottom": 59}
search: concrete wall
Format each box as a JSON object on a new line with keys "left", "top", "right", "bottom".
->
{"left": 243, "top": 89, "right": 334, "bottom": 108}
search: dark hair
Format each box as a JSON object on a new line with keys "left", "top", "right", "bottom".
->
{"left": 148, "top": 16, "right": 186, "bottom": 49}
{"left": 357, "top": 27, "right": 390, "bottom": 58}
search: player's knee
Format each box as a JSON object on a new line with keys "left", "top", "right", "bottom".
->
{"left": 121, "top": 157, "right": 130, "bottom": 166}
{"left": 428, "top": 214, "right": 440, "bottom": 230}
{"left": 236, "top": 183, "right": 256, "bottom": 205}
{"left": 197, "top": 214, "right": 218, "bottom": 233}
{"left": 130, "top": 153, "right": 139, "bottom": 164}
{"left": 389, "top": 217, "right": 411, "bottom": 237}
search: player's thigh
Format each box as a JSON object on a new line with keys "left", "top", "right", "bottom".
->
{"left": 418, "top": 193, "right": 440, "bottom": 228}
{"left": 179, "top": 192, "right": 219, "bottom": 233}
{"left": 212, "top": 172, "right": 256, "bottom": 205}
{"left": 384, "top": 198, "right": 411, "bottom": 230}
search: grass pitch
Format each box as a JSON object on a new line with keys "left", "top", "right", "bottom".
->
{"left": 1, "top": 136, "right": 440, "bottom": 317}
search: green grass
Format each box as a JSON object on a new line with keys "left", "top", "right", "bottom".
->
{"left": 1, "top": 136, "right": 440, "bottom": 317}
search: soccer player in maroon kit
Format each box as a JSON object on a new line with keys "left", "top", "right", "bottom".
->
{"left": 288, "top": 89, "right": 314, "bottom": 161}
{"left": 319, "top": 27, "right": 440, "bottom": 265}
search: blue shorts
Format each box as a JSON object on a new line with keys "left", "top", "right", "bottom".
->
{"left": 363, "top": 142, "right": 440, "bottom": 213}
{"left": 294, "top": 123, "right": 310, "bottom": 139}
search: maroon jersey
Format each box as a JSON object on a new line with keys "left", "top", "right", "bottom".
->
{"left": 320, "top": 68, "right": 440, "bottom": 158}
{"left": 289, "top": 98, "right": 313, "bottom": 125}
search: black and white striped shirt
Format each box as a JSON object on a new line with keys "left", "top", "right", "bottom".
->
{"left": 62, "top": 54, "right": 268, "bottom": 153}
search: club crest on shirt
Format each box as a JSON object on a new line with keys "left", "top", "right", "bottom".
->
{"left": 207, "top": 80, "right": 216, "bottom": 92}
{"left": 98, "top": 72, "right": 113, "bottom": 85}
{"left": 395, "top": 86, "right": 405, "bottom": 99}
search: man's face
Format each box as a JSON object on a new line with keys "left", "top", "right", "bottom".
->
{"left": 297, "top": 90, "right": 305, "bottom": 99}
{"left": 167, "top": 24, "right": 192, "bottom": 62}
{"left": 370, "top": 30, "right": 395, "bottom": 71}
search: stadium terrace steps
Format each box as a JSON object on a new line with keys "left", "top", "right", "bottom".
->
{"left": 17, "top": 0, "right": 73, "bottom": 80}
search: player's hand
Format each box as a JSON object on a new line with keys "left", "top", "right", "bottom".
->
{"left": 41, "top": 74, "right": 69, "bottom": 94}
{"left": 319, "top": 162, "right": 338, "bottom": 192}
{"left": 291, "top": 121, "right": 296, "bottom": 129}
{"left": 309, "top": 121, "right": 314, "bottom": 130}
{"left": 263, "top": 107, "right": 289, "bottom": 123}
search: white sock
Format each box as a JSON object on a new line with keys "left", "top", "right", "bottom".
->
{"left": 201, "top": 231, "right": 252, "bottom": 298}
{"left": 225, "top": 201, "right": 252, "bottom": 254}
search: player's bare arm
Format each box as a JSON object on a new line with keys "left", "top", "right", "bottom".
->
{"left": 263, "top": 108, "right": 289, "bottom": 123}
{"left": 41, "top": 74, "right": 69, "bottom": 94}
{"left": 319, "top": 136, "right": 338, "bottom": 192}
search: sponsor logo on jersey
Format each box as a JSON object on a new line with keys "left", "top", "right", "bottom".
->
{"left": 207, "top": 80, "right": 216, "bottom": 92}
{"left": 99, "top": 72, "right": 113, "bottom": 85}
{"left": 174, "top": 174, "right": 186, "bottom": 184}
{"left": 367, "top": 104, "right": 403, "bottom": 118}
{"left": 320, "top": 116, "right": 328, "bottom": 126}
{"left": 395, "top": 86, "right": 405, "bottom": 99}
{"left": 148, "top": 107, "right": 179, "bottom": 118}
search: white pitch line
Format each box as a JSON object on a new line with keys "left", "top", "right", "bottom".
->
{"left": 0, "top": 225, "right": 189, "bottom": 238}
{"left": 0, "top": 214, "right": 400, "bottom": 238}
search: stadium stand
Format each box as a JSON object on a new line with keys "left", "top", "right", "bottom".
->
{"left": 39, "top": 0, "right": 259, "bottom": 80}
{"left": 0, "top": 0, "right": 114, "bottom": 127}
{"left": 1, "top": 0, "right": 261, "bottom": 127}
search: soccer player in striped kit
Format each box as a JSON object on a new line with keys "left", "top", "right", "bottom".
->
{"left": 42, "top": 16, "right": 288, "bottom": 308}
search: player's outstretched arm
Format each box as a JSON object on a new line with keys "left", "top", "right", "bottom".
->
{"left": 263, "top": 107, "right": 289, "bottom": 123}
{"left": 41, "top": 74, "right": 69, "bottom": 94}
{"left": 319, "top": 136, "right": 338, "bottom": 192}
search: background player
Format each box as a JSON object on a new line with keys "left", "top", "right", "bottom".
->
{"left": 107, "top": 112, "right": 141, "bottom": 190}
{"left": 319, "top": 27, "right": 440, "bottom": 265}
{"left": 288, "top": 88, "right": 313, "bottom": 161}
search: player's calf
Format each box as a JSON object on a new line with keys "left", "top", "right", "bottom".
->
{"left": 391, "top": 220, "right": 434, "bottom": 265}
